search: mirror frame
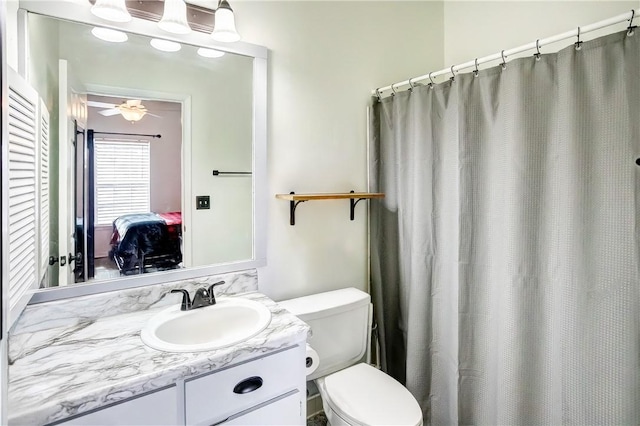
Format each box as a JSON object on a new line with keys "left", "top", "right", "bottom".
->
{"left": 19, "top": 1, "right": 268, "bottom": 303}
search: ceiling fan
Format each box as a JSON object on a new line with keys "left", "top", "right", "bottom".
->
{"left": 87, "top": 99, "right": 161, "bottom": 122}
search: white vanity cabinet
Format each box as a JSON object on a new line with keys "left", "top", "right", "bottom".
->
{"left": 51, "top": 345, "right": 306, "bottom": 426}
{"left": 56, "top": 387, "right": 179, "bottom": 426}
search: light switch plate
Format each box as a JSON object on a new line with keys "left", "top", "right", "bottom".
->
{"left": 196, "top": 196, "right": 210, "bottom": 210}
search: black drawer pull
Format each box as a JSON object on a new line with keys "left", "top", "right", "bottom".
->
{"left": 233, "top": 376, "right": 263, "bottom": 394}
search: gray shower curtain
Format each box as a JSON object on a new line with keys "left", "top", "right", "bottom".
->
{"left": 369, "top": 31, "right": 639, "bottom": 425}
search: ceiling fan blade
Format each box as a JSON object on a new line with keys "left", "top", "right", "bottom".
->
{"left": 99, "top": 109, "right": 122, "bottom": 117}
{"left": 146, "top": 113, "right": 162, "bottom": 118}
{"left": 88, "top": 101, "right": 117, "bottom": 108}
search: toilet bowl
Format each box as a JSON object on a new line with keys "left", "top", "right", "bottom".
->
{"left": 279, "top": 288, "right": 423, "bottom": 426}
{"left": 317, "top": 363, "right": 422, "bottom": 426}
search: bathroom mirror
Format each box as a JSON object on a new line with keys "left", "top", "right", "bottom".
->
{"left": 20, "top": 1, "right": 267, "bottom": 301}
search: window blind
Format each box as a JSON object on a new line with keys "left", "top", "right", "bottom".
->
{"left": 95, "top": 139, "right": 150, "bottom": 226}
{"left": 8, "top": 68, "right": 39, "bottom": 325}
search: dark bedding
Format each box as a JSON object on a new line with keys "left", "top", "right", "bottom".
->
{"left": 109, "top": 212, "right": 182, "bottom": 274}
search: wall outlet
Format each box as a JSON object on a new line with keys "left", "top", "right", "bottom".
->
{"left": 196, "top": 196, "right": 210, "bottom": 210}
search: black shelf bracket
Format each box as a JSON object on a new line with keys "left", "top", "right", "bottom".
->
{"left": 349, "top": 190, "right": 367, "bottom": 221}
{"left": 289, "top": 192, "right": 306, "bottom": 226}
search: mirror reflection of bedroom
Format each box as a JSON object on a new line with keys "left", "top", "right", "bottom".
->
{"left": 78, "top": 94, "right": 183, "bottom": 283}
{"left": 28, "top": 13, "right": 254, "bottom": 289}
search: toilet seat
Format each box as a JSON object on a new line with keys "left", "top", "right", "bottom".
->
{"left": 317, "top": 363, "right": 422, "bottom": 426}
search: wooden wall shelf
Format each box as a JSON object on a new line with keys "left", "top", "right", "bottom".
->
{"left": 275, "top": 191, "right": 385, "bottom": 225}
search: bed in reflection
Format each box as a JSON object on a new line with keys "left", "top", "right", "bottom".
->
{"left": 109, "top": 212, "right": 182, "bottom": 275}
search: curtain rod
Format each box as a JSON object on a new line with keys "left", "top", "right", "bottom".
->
{"left": 372, "top": 9, "right": 637, "bottom": 97}
{"left": 92, "top": 131, "right": 162, "bottom": 138}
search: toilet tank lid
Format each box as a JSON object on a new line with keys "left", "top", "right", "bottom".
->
{"left": 278, "top": 288, "right": 370, "bottom": 319}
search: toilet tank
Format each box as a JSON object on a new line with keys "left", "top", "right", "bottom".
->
{"left": 279, "top": 288, "right": 371, "bottom": 381}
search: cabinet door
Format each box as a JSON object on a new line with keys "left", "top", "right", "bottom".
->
{"left": 55, "top": 387, "right": 178, "bottom": 426}
{"left": 7, "top": 67, "right": 40, "bottom": 327}
{"left": 222, "top": 391, "right": 302, "bottom": 425}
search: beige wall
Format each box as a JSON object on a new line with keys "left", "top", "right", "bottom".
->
{"left": 230, "top": 1, "right": 445, "bottom": 301}
{"left": 87, "top": 96, "right": 182, "bottom": 257}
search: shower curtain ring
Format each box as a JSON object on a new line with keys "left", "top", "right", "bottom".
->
{"left": 375, "top": 88, "right": 382, "bottom": 102}
{"left": 575, "top": 27, "right": 583, "bottom": 50}
{"left": 428, "top": 72, "right": 435, "bottom": 89}
{"left": 534, "top": 39, "right": 541, "bottom": 61}
{"left": 628, "top": 10, "right": 636, "bottom": 35}
{"left": 408, "top": 77, "right": 415, "bottom": 91}
{"left": 450, "top": 65, "right": 456, "bottom": 82}
{"left": 391, "top": 83, "right": 398, "bottom": 96}
{"left": 500, "top": 50, "right": 507, "bottom": 70}
{"left": 473, "top": 58, "right": 479, "bottom": 77}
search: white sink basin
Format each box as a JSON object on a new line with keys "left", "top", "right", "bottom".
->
{"left": 140, "top": 297, "right": 272, "bottom": 352}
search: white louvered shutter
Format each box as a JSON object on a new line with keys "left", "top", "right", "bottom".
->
{"left": 39, "top": 100, "right": 50, "bottom": 283}
{"left": 7, "top": 68, "right": 39, "bottom": 326}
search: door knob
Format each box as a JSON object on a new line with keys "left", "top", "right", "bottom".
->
{"left": 69, "top": 252, "right": 82, "bottom": 264}
{"left": 48, "top": 256, "right": 58, "bottom": 266}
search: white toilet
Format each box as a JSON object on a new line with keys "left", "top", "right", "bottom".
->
{"left": 279, "top": 288, "right": 423, "bottom": 426}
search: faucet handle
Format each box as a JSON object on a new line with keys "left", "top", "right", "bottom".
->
{"left": 170, "top": 289, "right": 192, "bottom": 311}
{"left": 207, "top": 281, "right": 226, "bottom": 304}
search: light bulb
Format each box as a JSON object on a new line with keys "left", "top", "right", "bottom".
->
{"left": 158, "top": 0, "right": 192, "bottom": 35}
{"left": 211, "top": 0, "right": 241, "bottom": 43}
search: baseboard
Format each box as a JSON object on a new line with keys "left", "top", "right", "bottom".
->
{"left": 306, "top": 393, "right": 323, "bottom": 418}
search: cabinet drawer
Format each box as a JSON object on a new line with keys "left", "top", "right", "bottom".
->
{"left": 185, "top": 346, "right": 304, "bottom": 425}
{"left": 55, "top": 387, "right": 178, "bottom": 426}
{"left": 223, "top": 391, "right": 302, "bottom": 425}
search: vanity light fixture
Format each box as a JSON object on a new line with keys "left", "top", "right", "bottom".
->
{"left": 211, "top": 0, "right": 241, "bottom": 43}
{"left": 91, "top": 27, "right": 128, "bottom": 43}
{"left": 150, "top": 38, "right": 182, "bottom": 52}
{"left": 90, "top": 0, "right": 131, "bottom": 23}
{"left": 197, "top": 47, "right": 225, "bottom": 58}
{"left": 158, "top": 0, "right": 192, "bottom": 35}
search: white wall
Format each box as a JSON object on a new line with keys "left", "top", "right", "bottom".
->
{"left": 444, "top": 1, "right": 639, "bottom": 70}
{"left": 27, "top": 13, "right": 60, "bottom": 285}
{"left": 5, "top": 0, "right": 18, "bottom": 71}
{"left": 229, "top": 1, "right": 445, "bottom": 301}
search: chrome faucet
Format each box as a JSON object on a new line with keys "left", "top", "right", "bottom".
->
{"left": 170, "top": 281, "right": 226, "bottom": 311}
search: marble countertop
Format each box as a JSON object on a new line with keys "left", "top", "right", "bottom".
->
{"left": 8, "top": 292, "right": 310, "bottom": 425}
